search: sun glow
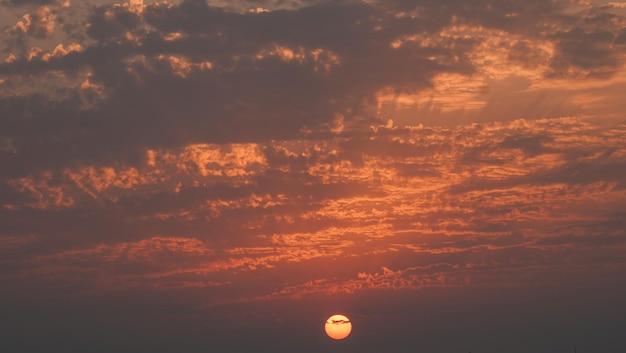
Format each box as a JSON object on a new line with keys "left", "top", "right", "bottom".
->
{"left": 325, "top": 314, "right": 352, "bottom": 340}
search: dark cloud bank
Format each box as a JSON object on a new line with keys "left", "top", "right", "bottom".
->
{"left": 1, "top": 0, "right": 625, "bottom": 176}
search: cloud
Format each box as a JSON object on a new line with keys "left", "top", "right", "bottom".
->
{"left": 2, "top": 114, "right": 624, "bottom": 304}
{"left": 8, "top": 0, "right": 626, "bottom": 177}
{"left": 2, "top": 3, "right": 626, "bottom": 353}
{"left": 1, "top": 0, "right": 56, "bottom": 6}
{"left": 0, "top": 0, "right": 625, "bottom": 323}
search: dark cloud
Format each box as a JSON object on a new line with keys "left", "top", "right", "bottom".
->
{"left": 1, "top": 0, "right": 625, "bottom": 179}
{"left": 549, "top": 28, "right": 622, "bottom": 78}
{"left": 86, "top": 5, "right": 142, "bottom": 42}
{"left": 616, "top": 28, "right": 626, "bottom": 44}
{"left": 1, "top": 0, "right": 55, "bottom": 6}
{"left": 497, "top": 134, "right": 552, "bottom": 157}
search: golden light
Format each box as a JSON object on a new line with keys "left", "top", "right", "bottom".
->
{"left": 324, "top": 314, "right": 352, "bottom": 340}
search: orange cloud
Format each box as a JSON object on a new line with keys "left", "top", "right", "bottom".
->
{"left": 3, "top": 116, "right": 625, "bottom": 304}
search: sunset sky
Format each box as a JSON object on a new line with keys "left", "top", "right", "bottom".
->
{"left": 1, "top": 0, "right": 626, "bottom": 352}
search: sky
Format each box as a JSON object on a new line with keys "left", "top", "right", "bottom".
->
{"left": 1, "top": 0, "right": 626, "bottom": 352}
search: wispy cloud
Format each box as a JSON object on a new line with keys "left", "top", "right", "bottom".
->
{"left": 2, "top": 116, "right": 624, "bottom": 303}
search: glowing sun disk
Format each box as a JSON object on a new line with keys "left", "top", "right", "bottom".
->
{"left": 325, "top": 314, "right": 352, "bottom": 340}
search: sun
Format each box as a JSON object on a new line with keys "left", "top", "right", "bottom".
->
{"left": 324, "top": 314, "right": 352, "bottom": 340}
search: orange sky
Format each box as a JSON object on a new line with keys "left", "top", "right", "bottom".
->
{"left": 1, "top": 1, "right": 626, "bottom": 352}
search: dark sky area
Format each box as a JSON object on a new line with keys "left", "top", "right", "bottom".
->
{"left": 1, "top": 0, "right": 625, "bottom": 352}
